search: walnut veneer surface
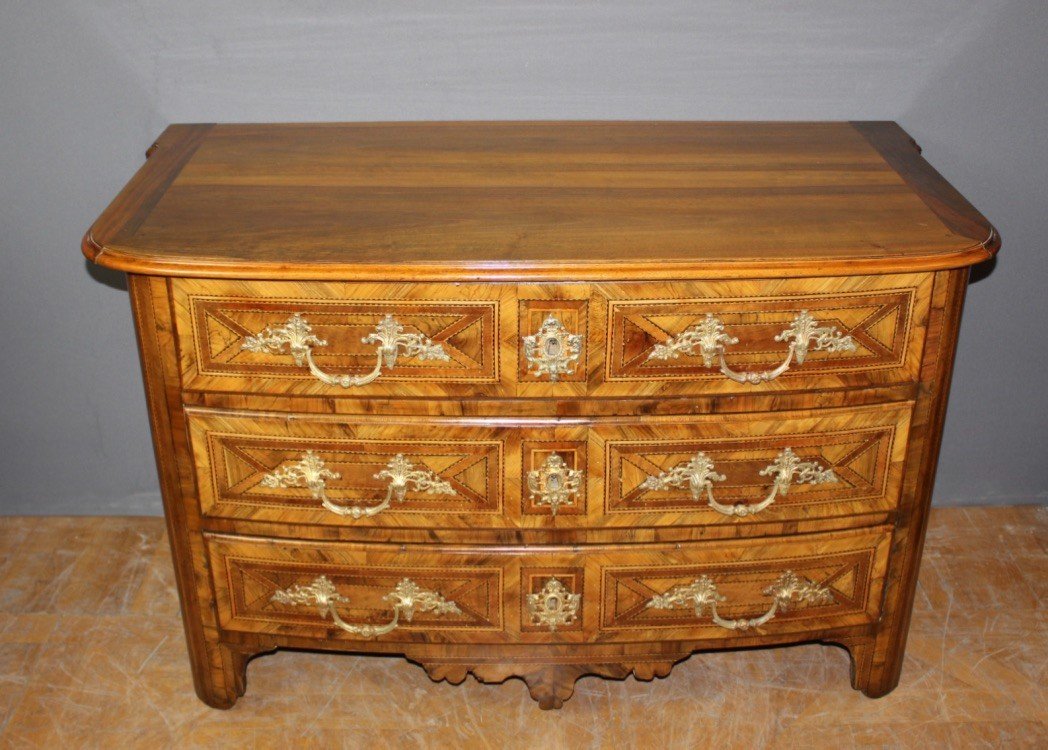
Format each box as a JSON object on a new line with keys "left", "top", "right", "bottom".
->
{"left": 83, "top": 121, "right": 999, "bottom": 709}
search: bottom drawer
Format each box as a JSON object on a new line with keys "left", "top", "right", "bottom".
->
{"left": 206, "top": 527, "right": 891, "bottom": 644}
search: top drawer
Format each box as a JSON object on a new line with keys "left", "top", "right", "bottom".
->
{"left": 172, "top": 275, "right": 932, "bottom": 398}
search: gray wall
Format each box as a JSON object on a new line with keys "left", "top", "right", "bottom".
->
{"left": 1, "top": 1, "right": 1045, "bottom": 515}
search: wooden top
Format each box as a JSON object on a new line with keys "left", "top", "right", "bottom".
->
{"left": 83, "top": 121, "right": 998, "bottom": 281}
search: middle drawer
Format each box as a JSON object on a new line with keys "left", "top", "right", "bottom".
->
{"left": 187, "top": 403, "right": 911, "bottom": 531}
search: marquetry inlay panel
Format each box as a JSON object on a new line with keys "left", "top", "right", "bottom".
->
{"left": 598, "top": 274, "right": 933, "bottom": 395}
{"left": 207, "top": 536, "right": 504, "bottom": 639}
{"left": 601, "top": 403, "right": 911, "bottom": 519}
{"left": 600, "top": 528, "right": 890, "bottom": 634}
{"left": 187, "top": 409, "right": 505, "bottom": 525}
{"left": 172, "top": 279, "right": 509, "bottom": 396}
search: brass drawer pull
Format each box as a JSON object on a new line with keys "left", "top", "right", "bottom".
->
{"left": 639, "top": 447, "right": 838, "bottom": 517}
{"left": 522, "top": 314, "right": 583, "bottom": 381}
{"left": 527, "top": 452, "right": 583, "bottom": 516}
{"left": 261, "top": 452, "right": 455, "bottom": 519}
{"left": 242, "top": 313, "right": 451, "bottom": 387}
{"left": 527, "top": 578, "right": 581, "bottom": 632}
{"left": 271, "top": 576, "right": 461, "bottom": 638}
{"left": 646, "top": 310, "right": 856, "bottom": 384}
{"left": 646, "top": 571, "right": 833, "bottom": 631}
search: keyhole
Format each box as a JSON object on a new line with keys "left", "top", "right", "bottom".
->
{"left": 545, "top": 336, "right": 561, "bottom": 357}
{"left": 546, "top": 473, "right": 561, "bottom": 491}
{"left": 546, "top": 595, "right": 561, "bottom": 611}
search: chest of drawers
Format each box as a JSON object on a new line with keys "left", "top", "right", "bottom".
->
{"left": 84, "top": 121, "right": 997, "bottom": 709}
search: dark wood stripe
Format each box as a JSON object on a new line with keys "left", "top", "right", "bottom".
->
{"left": 83, "top": 123, "right": 214, "bottom": 258}
{"left": 851, "top": 121, "right": 999, "bottom": 253}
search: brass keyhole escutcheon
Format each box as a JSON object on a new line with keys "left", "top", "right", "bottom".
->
{"left": 522, "top": 314, "right": 583, "bottom": 381}
{"left": 526, "top": 452, "right": 582, "bottom": 516}
{"left": 526, "top": 578, "right": 581, "bottom": 632}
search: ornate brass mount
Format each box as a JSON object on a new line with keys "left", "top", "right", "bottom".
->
{"left": 526, "top": 578, "right": 581, "bottom": 632}
{"left": 243, "top": 313, "right": 450, "bottom": 387}
{"left": 639, "top": 447, "right": 838, "bottom": 517}
{"left": 261, "top": 452, "right": 455, "bottom": 519}
{"left": 527, "top": 452, "right": 583, "bottom": 516}
{"left": 646, "top": 571, "right": 833, "bottom": 631}
{"left": 646, "top": 310, "right": 856, "bottom": 384}
{"left": 271, "top": 576, "right": 461, "bottom": 638}
{"left": 522, "top": 314, "right": 583, "bottom": 381}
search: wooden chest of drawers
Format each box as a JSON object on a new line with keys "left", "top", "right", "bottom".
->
{"left": 84, "top": 121, "right": 998, "bottom": 709}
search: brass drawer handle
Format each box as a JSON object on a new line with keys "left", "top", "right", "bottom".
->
{"left": 527, "top": 452, "right": 583, "bottom": 516}
{"left": 261, "top": 452, "right": 455, "bottom": 519}
{"left": 646, "top": 310, "right": 856, "bottom": 384}
{"left": 242, "top": 313, "right": 451, "bottom": 387}
{"left": 527, "top": 578, "right": 581, "bottom": 632}
{"left": 639, "top": 447, "right": 838, "bottom": 517}
{"left": 271, "top": 576, "right": 461, "bottom": 638}
{"left": 522, "top": 314, "right": 583, "bottom": 381}
{"left": 646, "top": 571, "right": 833, "bottom": 631}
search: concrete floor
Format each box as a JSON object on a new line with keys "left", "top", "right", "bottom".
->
{"left": 0, "top": 506, "right": 1044, "bottom": 748}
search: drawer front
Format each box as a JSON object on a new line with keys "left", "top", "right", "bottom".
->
{"left": 172, "top": 280, "right": 514, "bottom": 397}
{"left": 586, "top": 273, "right": 933, "bottom": 397}
{"left": 206, "top": 527, "right": 891, "bottom": 643}
{"left": 187, "top": 403, "right": 911, "bottom": 530}
{"left": 173, "top": 274, "right": 931, "bottom": 398}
